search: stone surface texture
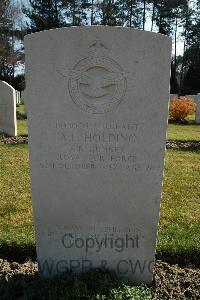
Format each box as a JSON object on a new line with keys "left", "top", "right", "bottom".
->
{"left": 25, "top": 27, "right": 171, "bottom": 284}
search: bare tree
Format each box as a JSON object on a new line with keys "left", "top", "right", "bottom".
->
{"left": 0, "top": 0, "right": 23, "bottom": 81}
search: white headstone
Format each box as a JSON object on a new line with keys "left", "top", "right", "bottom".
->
{"left": 21, "top": 90, "right": 27, "bottom": 114}
{"left": 25, "top": 27, "right": 171, "bottom": 284}
{"left": 18, "top": 91, "right": 21, "bottom": 103}
{"left": 21, "top": 90, "right": 24, "bottom": 102}
{"left": 195, "top": 94, "right": 200, "bottom": 124}
{"left": 0, "top": 81, "right": 17, "bottom": 136}
{"left": 15, "top": 90, "right": 19, "bottom": 103}
{"left": 16, "top": 90, "right": 21, "bottom": 104}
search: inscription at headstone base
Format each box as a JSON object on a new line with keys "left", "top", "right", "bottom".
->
{"left": 25, "top": 27, "right": 171, "bottom": 284}
{"left": 0, "top": 80, "right": 17, "bottom": 136}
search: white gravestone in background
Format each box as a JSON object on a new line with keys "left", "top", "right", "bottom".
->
{"left": 0, "top": 81, "right": 17, "bottom": 136}
{"left": 25, "top": 27, "right": 171, "bottom": 284}
{"left": 21, "top": 90, "right": 27, "bottom": 114}
{"left": 16, "top": 90, "right": 21, "bottom": 103}
{"left": 195, "top": 94, "right": 200, "bottom": 124}
{"left": 15, "top": 90, "right": 19, "bottom": 103}
{"left": 18, "top": 91, "right": 21, "bottom": 103}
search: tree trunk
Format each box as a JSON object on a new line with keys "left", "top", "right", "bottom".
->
{"left": 143, "top": 0, "right": 146, "bottom": 30}
{"left": 158, "top": 0, "right": 164, "bottom": 33}
{"left": 179, "top": 1, "right": 190, "bottom": 94}
{"left": 72, "top": 0, "right": 76, "bottom": 25}
{"left": 151, "top": 0, "right": 155, "bottom": 31}
{"left": 179, "top": 41, "right": 186, "bottom": 94}
{"left": 129, "top": 0, "right": 133, "bottom": 27}
{"left": 102, "top": 0, "right": 106, "bottom": 25}
{"left": 54, "top": 0, "right": 59, "bottom": 27}
{"left": 170, "top": 11, "right": 179, "bottom": 94}
{"left": 91, "top": 0, "right": 94, "bottom": 25}
{"left": 174, "top": 13, "right": 178, "bottom": 81}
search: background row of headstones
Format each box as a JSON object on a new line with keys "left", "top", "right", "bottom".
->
{"left": 15, "top": 90, "right": 21, "bottom": 104}
{"left": 0, "top": 81, "right": 27, "bottom": 136}
{"left": 0, "top": 81, "right": 200, "bottom": 137}
{"left": 15, "top": 90, "right": 26, "bottom": 105}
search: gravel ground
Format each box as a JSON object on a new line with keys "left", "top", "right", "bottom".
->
{"left": 166, "top": 141, "right": 200, "bottom": 151}
{"left": 152, "top": 261, "right": 200, "bottom": 299}
{"left": 0, "top": 136, "right": 28, "bottom": 144}
{"left": 0, "top": 259, "right": 199, "bottom": 299}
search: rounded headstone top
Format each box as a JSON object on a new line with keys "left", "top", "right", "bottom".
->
{"left": 24, "top": 26, "right": 172, "bottom": 43}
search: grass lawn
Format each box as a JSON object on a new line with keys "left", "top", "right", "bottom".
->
{"left": 16, "top": 104, "right": 25, "bottom": 115}
{"left": 17, "top": 120, "right": 28, "bottom": 136}
{"left": 158, "top": 150, "right": 200, "bottom": 258}
{"left": 0, "top": 144, "right": 33, "bottom": 247}
{"left": 0, "top": 144, "right": 199, "bottom": 264}
{"left": 16, "top": 104, "right": 28, "bottom": 136}
{"left": 167, "top": 124, "right": 200, "bottom": 141}
{"left": 167, "top": 114, "right": 200, "bottom": 141}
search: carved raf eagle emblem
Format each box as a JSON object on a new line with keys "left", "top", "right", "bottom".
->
{"left": 68, "top": 40, "right": 126, "bottom": 114}
{"left": 71, "top": 70, "right": 124, "bottom": 98}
